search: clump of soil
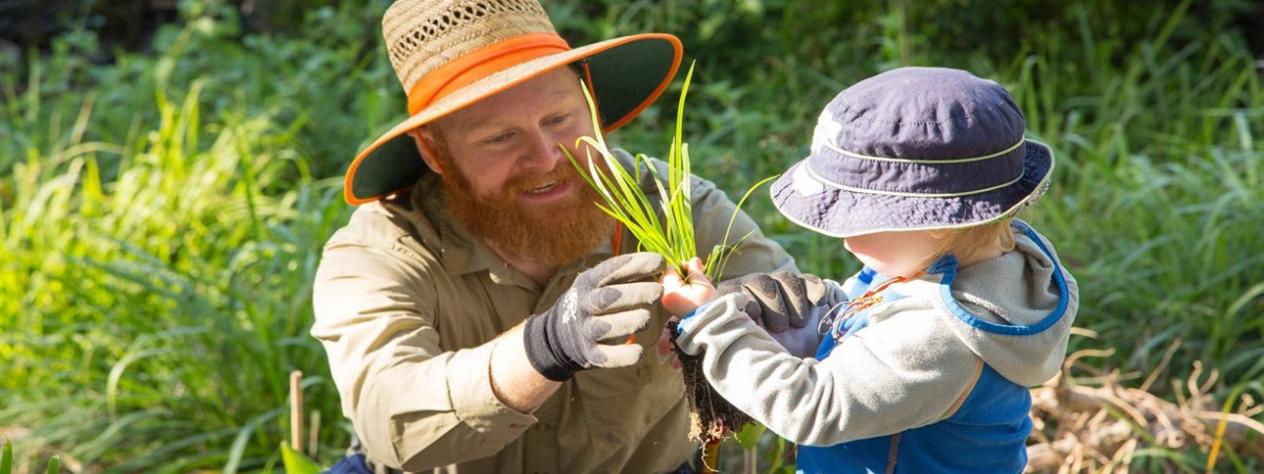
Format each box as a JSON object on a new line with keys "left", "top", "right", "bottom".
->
{"left": 668, "top": 319, "right": 753, "bottom": 443}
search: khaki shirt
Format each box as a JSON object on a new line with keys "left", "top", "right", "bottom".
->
{"left": 312, "top": 152, "right": 794, "bottom": 473}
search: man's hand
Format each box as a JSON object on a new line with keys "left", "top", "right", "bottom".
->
{"left": 715, "top": 272, "right": 830, "bottom": 333}
{"left": 523, "top": 252, "right": 665, "bottom": 381}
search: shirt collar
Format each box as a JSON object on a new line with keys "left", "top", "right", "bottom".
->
{"left": 415, "top": 179, "right": 499, "bottom": 277}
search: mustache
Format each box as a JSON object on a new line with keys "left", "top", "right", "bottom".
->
{"left": 507, "top": 166, "right": 572, "bottom": 193}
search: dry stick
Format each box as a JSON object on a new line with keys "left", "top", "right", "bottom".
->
{"left": 1138, "top": 338, "right": 1182, "bottom": 393}
{"left": 290, "top": 370, "right": 303, "bottom": 453}
{"left": 308, "top": 410, "right": 322, "bottom": 458}
{"left": 1026, "top": 361, "right": 1264, "bottom": 472}
{"left": 744, "top": 445, "right": 757, "bottom": 474}
{"left": 1029, "top": 384, "right": 1264, "bottom": 469}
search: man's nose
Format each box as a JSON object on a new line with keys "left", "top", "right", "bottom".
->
{"left": 520, "top": 128, "right": 565, "bottom": 172}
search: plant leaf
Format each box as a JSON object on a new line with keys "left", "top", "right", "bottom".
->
{"left": 280, "top": 442, "right": 323, "bottom": 474}
{"left": 707, "top": 173, "right": 780, "bottom": 280}
{"left": 734, "top": 422, "right": 765, "bottom": 450}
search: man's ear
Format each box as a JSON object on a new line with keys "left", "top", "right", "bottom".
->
{"left": 407, "top": 128, "right": 445, "bottom": 175}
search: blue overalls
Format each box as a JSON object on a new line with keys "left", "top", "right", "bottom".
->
{"left": 799, "top": 224, "right": 1071, "bottom": 473}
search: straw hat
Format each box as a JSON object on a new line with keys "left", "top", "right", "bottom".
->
{"left": 344, "top": 0, "right": 683, "bottom": 205}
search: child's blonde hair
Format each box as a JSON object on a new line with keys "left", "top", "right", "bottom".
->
{"left": 924, "top": 219, "right": 1016, "bottom": 270}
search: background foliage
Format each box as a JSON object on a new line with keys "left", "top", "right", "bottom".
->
{"left": 2, "top": 0, "right": 1261, "bottom": 471}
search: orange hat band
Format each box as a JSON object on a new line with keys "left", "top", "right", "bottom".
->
{"left": 406, "top": 33, "right": 571, "bottom": 116}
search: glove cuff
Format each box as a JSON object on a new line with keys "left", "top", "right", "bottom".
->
{"left": 523, "top": 314, "right": 579, "bottom": 382}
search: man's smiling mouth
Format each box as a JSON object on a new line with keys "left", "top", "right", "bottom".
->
{"left": 525, "top": 181, "right": 560, "bottom": 194}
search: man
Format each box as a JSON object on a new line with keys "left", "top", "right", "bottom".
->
{"left": 312, "top": 1, "right": 823, "bottom": 472}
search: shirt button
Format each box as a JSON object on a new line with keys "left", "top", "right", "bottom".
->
{"left": 636, "top": 366, "right": 650, "bottom": 378}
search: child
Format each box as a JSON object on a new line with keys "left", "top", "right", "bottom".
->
{"left": 661, "top": 67, "right": 1079, "bottom": 473}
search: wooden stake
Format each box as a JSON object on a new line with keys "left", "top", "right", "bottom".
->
{"left": 308, "top": 410, "right": 322, "bottom": 458}
{"left": 290, "top": 370, "right": 303, "bottom": 453}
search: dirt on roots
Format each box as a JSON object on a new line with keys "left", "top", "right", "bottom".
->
{"left": 668, "top": 319, "right": 753, "bottom": 444}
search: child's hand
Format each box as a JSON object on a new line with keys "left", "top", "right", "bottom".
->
{"left": 660, "top": 257, "right": 717, "bottom": 316}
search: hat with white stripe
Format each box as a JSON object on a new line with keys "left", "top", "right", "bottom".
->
{"left": 770, "top": 67, "right": 1054, "bottom": 237}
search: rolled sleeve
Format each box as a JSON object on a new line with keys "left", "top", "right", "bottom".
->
{"left": 312, "top": 227, "right": 533, "bottom": 469}
{"left": 384, "top": 342, "right": 536, "bottom": 471}
{"left": 445, "top": 340, "right": 536, "bottom": 432}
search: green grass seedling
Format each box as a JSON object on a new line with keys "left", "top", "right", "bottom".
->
{"left": 565, "top": 62, "right": 774, "bottom": 282}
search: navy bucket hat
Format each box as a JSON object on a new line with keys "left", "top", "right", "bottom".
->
{"left": 771, "top": 67, "right": 1054, "bottom": 238}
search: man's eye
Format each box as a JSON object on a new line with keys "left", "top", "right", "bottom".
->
{"left": 546, "top": 113, "right": 570, "bottom": 125}
{"left": 482, "top": 132, "right": 514, "bottom": 144}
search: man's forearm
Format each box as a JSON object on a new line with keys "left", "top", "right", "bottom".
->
{"left": 490, "top": 324, "right": 561, "bottom": 412}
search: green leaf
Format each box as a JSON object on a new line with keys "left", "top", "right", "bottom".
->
{"left": 734, "top": 422, "right": 765, "bottom": 450}
{"left": 567, "top": 60, "right": 772, "bottom": 284}
{"left": 222, "top": 407, "right": 284, "bottom": 474}
{"left": 280, "top": 442, "right": 323, "bottom": 474}
{"left": 708, "top": 174, "right": 780, "bottom": 280}
{"left": 45, "top": 455, "right": 59, "bottom": 474}
{"left": 2, "top": 440, "right": 12, "bottom": 474}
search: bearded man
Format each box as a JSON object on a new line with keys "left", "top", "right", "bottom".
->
{"left": 312, "top": 1, "right": 825, "bottom": 472}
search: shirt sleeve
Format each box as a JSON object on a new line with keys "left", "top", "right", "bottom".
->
{"left": 675, "top": 294, "right": 983, "bottom": 446}
{"left": 311, "top": 234, "right": 536, "bottom": 470}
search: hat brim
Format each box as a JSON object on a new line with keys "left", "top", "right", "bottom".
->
{"left": 770, "top": 140, "right": 1055, "bottom": 238}
{"left": 344, "top": 33, "right": 683, "bottom": 205}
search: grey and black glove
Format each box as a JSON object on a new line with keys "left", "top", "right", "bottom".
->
{"left": 715, "top": 271, "right": 833, "bottom": 333}
{"left": 524, "top": 252, "right": 665, "bottom": 381}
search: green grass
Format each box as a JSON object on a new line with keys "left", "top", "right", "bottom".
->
{"left": 1, "top": 7, "right": 362, "bottom": 470}
{"left": 2, "top": 0, "right": 1261, "bottom": 471}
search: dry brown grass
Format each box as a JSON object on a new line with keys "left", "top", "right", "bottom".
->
{"left": 1026, "top": 338, "right": 1264, "bottom": 473}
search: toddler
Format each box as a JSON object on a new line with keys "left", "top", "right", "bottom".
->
{"left": 662, "top": 67, "right": 1079, "bottom": 473}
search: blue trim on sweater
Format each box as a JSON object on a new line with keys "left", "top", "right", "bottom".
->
{"left": 856, "top": 267, "right": 877, "bottom": 286}
{"left": 674, "top": 306, "right": 703, "bottom": 337}
{"left": 932, "top": 222, "right": 1070, "bottom": 335}
{"left": 795, "top": 364, "right": 1032, "bottom": 473}
{"left": 796, "top": 223, "right": 1063, "bottom": 472}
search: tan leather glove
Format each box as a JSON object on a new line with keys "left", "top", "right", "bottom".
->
{"left": 714, "top": 271, "right": 832, "bottom": 333}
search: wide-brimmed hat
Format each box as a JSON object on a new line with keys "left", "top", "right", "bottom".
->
{"left": 344, "top": 0, "right": 683, "bottom": 205}
{"left": 770, "top": 67, "right": 1054, "bottom": 238}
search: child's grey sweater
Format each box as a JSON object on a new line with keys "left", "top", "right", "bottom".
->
{"left": 675, "top": 225, "right": 1079, "bottom": 446}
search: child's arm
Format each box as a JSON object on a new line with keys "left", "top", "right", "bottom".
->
{"left": 662, "top": 262, "right": 838, "bottom": 358}
{"left": 674, "top": 294, "right": 984, "bottom": 446}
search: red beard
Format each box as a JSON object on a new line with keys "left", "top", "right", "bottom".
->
{"left": 440, "top": 160, "right": 615, "bottom": 268}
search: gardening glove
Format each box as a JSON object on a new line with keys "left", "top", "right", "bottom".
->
{"left": 714, "top": 271, "right": 834, "bottom": 333}
{"left": 524, "top": 252, "right": 666, "bottom": 381}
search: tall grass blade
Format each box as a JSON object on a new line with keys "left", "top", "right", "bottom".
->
{"left": 280, "top": 442, "right": 323, "bottom": 474}
{"left": 566, "top": 61, "right": 774, "bottom": 282}
{"left": 1, "top": 440, "right": 11, "bottom": 474}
